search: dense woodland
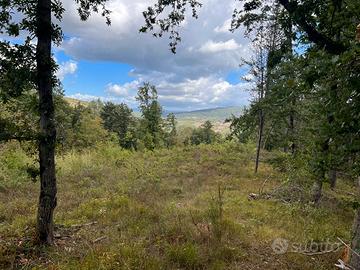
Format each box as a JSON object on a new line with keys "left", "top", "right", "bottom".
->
{"left": 0, "top": 0, "right": 360, "bottom": 269}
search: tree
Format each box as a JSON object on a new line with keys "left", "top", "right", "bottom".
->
{"left": 0, "top": 92, "right": 38, "bottom": 142}
{"left": 226, "top": 107, "right": 257, "bottom": 144}
{"left": 100, "top": 102, "right": 136, "bottom": 149}
{"left": 164, "top": 113, "right": 177, "bottom": 148}
{"left": 231, "top": 0, "right": 352, "bottom": 55}
{"left": 0, "top": 0, "right": 110, "bottom": 244}
{"left": 136, "top": 83, "right": 163, "bottom": 150}
{"left": 57, "top": 101, "right": 110, "bottom": 150}
{"left": 142, "top": 0, "right": 348, "bottom": 55}
{"left": 228, "top": 0, "right": 359, "bottom": 193}
{"left": 231, "top": 2, "right": 292, "bottom": 172}
{"left": 189, "top": 121, "right": 218, "bottom": 146}
{"left": 201, "top": 121, "right": 216, "bottom": 145}
{"left": 248, "top": 34, "right": 269, "bottom": 173}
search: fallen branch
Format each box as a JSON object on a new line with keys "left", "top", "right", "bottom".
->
{"left": 295, "top": 249, "right": 340, "bottom": 256}
{"left": 70, "top": 221, "right": 98, "bottom": 228}
{"left": 92, "top": 236, "right": 107, "bottom": 244}
{"left": 259, "top": 176, "right": 271, "bottom": 195}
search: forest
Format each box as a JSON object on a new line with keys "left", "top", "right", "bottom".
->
{"left": 0, "top": 0, "right": 359, "bottom": 269}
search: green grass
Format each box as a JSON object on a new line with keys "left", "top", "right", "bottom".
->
{"left": 0, "top": 142, "right": 356, "bottom": 269}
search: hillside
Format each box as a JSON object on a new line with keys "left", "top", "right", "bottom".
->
{"left": 174, "top": 107, "right": 244, "bottom": 134}
{"left": 175, "top": 106, "right": 243, "bottom": 122}
{"left": 64, "top": 97, "right": 89, "bottom": 108}
{"left": 0, "top": 142, "right": 354, "bottom": 269}
{"left": 63, "top": 97, "right": 242, "bottom": 134}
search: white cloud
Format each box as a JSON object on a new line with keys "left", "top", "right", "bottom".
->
{"left": 59, "top": 0, "right": 250, "bottom": 78}
{"left": 56, "top": 60, "right": 78, "bottom": 80}
{"left": 57, "top": 0, "right": 252, "bottom": 110}
{"left": 242, "top": 73, "right": 255, "bottom": 82}
{"left": 69, "top": 75, "right": 253, "bottom": 112}
{"left": 199, "top": 39, "right": 241, "bottom": 53}
{"left": 67, "top": 93, "right": 138, "bottom": 106}
{"left": 105, "top": 82, "right": 135, "bottom": 96}
{"left": 105, "top": 75, "right": 252, "bottom": 111}
{"left": 214, "top": 19, "right": 232, "bottom": 33}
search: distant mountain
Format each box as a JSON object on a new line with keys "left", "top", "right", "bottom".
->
{"left": 174, "top": 106, "right": 244, "bottom": 122}
{"left": 64, "top": 97, "right": 242, "bottom": 133}
{"left": 172, "top": 106, "right": 244, "bottom": 134}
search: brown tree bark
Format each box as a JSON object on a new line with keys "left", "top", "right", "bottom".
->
{"left": 312, "top": 174, "right": 324, "bottom": 205}
{"left": 312, "top": 132, "right": 331, "bottom": 203}
{"left": 36, "top": 0, "right": 57, "bottom": 244}
{"left": 255, "top": 110, "right": 264, "bottom": 173}
{"left": 289, "top": 111, "right": 295, "bottom": 154}
{"left": 329, "top": 170, "right": 337, "bottom": 190}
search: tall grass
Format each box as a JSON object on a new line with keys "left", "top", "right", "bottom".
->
{"left": 0, "top": 141, "right": 355, "bottom": 269}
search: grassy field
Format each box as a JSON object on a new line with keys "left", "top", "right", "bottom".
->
{"left": 0, "top": 142, "right": 356, "bottom": 269}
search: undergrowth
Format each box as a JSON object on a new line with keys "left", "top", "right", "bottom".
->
{"left": 0, "top": 141, "right": 356, "bottom": 269}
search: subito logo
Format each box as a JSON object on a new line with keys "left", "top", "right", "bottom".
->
{"left": 271, "top": 238, "right": 289, "bottom": 254}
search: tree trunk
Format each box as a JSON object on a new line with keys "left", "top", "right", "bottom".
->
{"left": 312, "top": 136, "right": 330, "bottom": 204}
{"left": 329, "top": 170, "right": 337, "bottom": 190}
{"left": 289, "top": 108, "right": 296, "bottom": 155}
{"left": 312, "top": 176, "right": 323, "bottom": 205}
{"left": 36, "top": 0, "right": 57, "bottom": 245}
{"left": 255, "top": 110, "right": 264, "bottom": 173}
{"left": 286, "top": 16, "right": 296, "bottom": 155}
{"left": 350, "top": 178, "right": 360, "bottom": 269}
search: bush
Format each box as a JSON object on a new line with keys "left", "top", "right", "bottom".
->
{"left": 0, "top": 142, "right": 33, "bottom": 188}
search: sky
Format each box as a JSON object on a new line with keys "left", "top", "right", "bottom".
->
{"left": 55, "top": 0, "right": 254, "bottom": 112}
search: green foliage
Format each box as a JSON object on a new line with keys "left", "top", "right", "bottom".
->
{"left": 226, "top": 107, "right": 257, "bottom": 143}
{"left": 0, "top": 86, "right": 224, "bottom": 155}
{"left": 0, "top": 0, "right": 112, "bottom": 149}
{"left": 136, "top": 83, "right": 164, "bottom": 150}
{"left": 0, "top": 92, "right": 38, "bottom": 142}
{"left": 0, "top": 42, "right": 36, "bottom": 101}
{"left": 0, "top": 142, "right": 33, "bottom": 188}
{"left": 100, "top": 102, "right": 137, "bottom": 149}
{"left": 227, "top": 0, "right": 360, "bottom": 196}
{"left": 141, "top": 0, "right": 202, "bottom": 53}
{"left": 188, "top": 121, "right": 221, "bottom": 145}
{"left": 55, "top": 97, "right": 111, "bottom": 151}
{"left": 164, "top": 113, "right": 177, "bottom": 148}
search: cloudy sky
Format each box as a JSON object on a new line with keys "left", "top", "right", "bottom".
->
{"left": 55, "top": 0, "right": 253, "bottom": 112}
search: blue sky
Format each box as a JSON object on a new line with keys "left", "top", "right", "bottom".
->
{"left": 56, "top": 50, "right": 135, "bottom": 97}
{"left": 55, "top": 0, "right": 253, "bottom": 112}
